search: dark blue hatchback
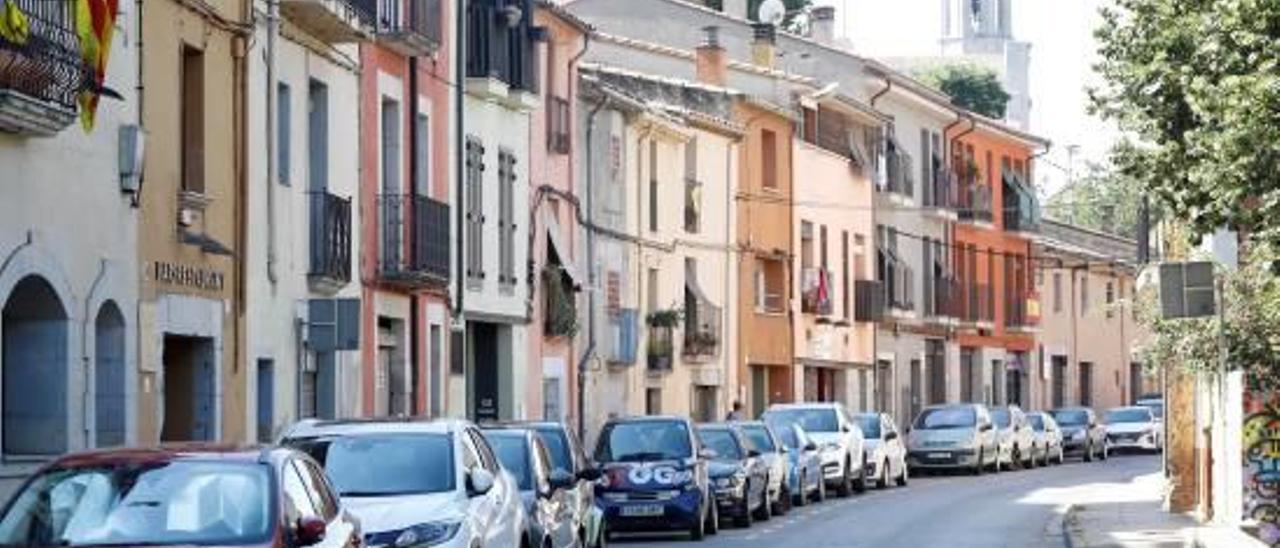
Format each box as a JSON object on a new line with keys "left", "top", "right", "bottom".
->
{"left": 593, "top": 416, "right": 713, "bottom": 541}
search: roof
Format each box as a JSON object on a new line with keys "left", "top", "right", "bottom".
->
{"left": 282, "top": 417, "right": 468, "bottom": 438}
{"left": 1038, "top": 219, "right": 1138, "bottom": 266}
{"left": 536, "top": 0, "right": 594, "bottom": 34}
{"left": 964, "top": 110, "right": 1052, "bottom": 149}
{"left": 53, "top": 444, "right": 273, "bottom": 468}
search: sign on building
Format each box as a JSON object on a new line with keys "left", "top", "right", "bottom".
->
{"left": 1158, "top": 262, "right": 1216, "bottom": 319}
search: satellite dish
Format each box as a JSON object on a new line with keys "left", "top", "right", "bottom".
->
{"left": 758, "top": 0, "right": 786, "bottom": 26}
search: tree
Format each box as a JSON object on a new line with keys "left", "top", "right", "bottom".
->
{"left": 703, "top": 0, "right": 812, "bottom": 32}
{"left": 1045, "top": 163, "right": 1146, "bottom": 240}
{"left": 915, "top": 63, "right": 1010, "bottom": 119}
{"left": 1090, "top": 0, "right": 1280, "bottom": 246}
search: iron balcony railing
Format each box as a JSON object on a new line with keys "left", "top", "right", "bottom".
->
{"left": 958, "top": 182, "right": 994, "bottom": 223}
{"left": 1005, "top": 291, "right": 1038, "bottom": 330}
{"left": 377, "top": 0, "right": 443, "bottom": 47}
{"left": 377, "top": 194, "right": 450, "bottom": 286}
{"left": 923, "top": 163, "right": 957, "bottom": 211}
{"left": 647, "top": 325, "right": 674, "bottom": 371}
{"left": 926, "top": 275, "right": 962, "bottom": 318}
{"left": 0, "top": 0, "right": 86, "bottom": 112}
{"left": 309, "top": 191, "right": 353, "bottom": 286}
{"left": 683, "top": 299, "right": 721, "bottom": 359}
{"left": 961, "top": 282, "right": 995, "bottom": 324}
{"left": 853, "top": 279, "right": 885, "bottom": 322}
{"left": 801, "top": 267, "right": 834, "bottom": 315}
{"left": 881, "top": 255, "right": 915, "bottom": 312}
{"left": 885, "top": 145, "right": 914, "bottom": 199}
{"left": 465, "top": 0, "right": 538, "bottom": 93}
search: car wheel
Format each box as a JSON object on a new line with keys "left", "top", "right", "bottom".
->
{"left": 896, "top": 461, "right": 909, "bottom": 487}
{"left": 836, "top": 459, "right": 853, "bottom": 497}
{"left": 776, "top": 482, "right": 791, "bottom": 515}
{"left": 816, "top": 474, "right": 827, "bottom": 502}
{"left": 852, "top": 457, "right": 868, "bottom": 494}
{"left": 689, "top": 498, "right": 708, "bottom": 541}
{"left": 755, "top": 485, "right": 772, "bottom": 521}
{"left": 972, "top": 449, "right": 984, "bottom": 476}
{"left": 736, "top": 488, "right": 753, "bottom": 528}
{"left": 876, "top": 459, "right": 889, "bottom": 489}
{"left": 1083, "top": 441, "right": 1094, "bottom": 462}
{"left": 706, "top": 499, "right": 719, "bottom": 536}
{"left": 794, "top": 472, "right": 809, "bottom": 507}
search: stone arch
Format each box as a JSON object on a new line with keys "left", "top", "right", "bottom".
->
{"left": 1, "top": 275, "right": 69, "bottom": 455}
{"left": 94, "top": 300, "right": 126, "bottom": 447}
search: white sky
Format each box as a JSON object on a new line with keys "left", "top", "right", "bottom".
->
{"left": 824, "top": 0, "right": 1120, "bottom": 197}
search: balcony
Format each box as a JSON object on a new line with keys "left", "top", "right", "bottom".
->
{"left": 376, "top": 194, "right": 451, "bottom": 289}
{"left": 465, "top": 0, "right": 538, "bottom": 106}
{"left": 957, "top": 182, "right": 994, "bottom": 225}
{"left": 309, "top": 191, "right": 354, "bottom": 292}
{"left": 959, "top": 282, "right": 995, "bottom": 327}
{"left": 1005, "top": 292, "right": 1040, "bottom": 333}
{"left": 682, "top": 300, "right": 721, "bottom": 361}
{"left": 1002, "top": 170, "right": 1041, "bottom": 234}
{"left": 375, "top": 0, "right": 443, "bottom": 56}
{"left": 922, "top": 162, "right": 958, "bottom": 216}
{"left": 925, "top": 275, "right": 962, "bottom": 320}
{"left": 853, "top": 280, "right": 885, "bottom": 322}
{"left": 0, "top": 0, "right": 86, "bottom": 135}
{"left": 884, "top": 142, "right": 914, "bottom": 201}
{"left": 801, "top": 267, "right": 833, "bottom": 315}
{"left": 281, "top": 0, "right": 375, "bottom": 42}
{"left": 646, "top": 325, "right": 674, "bottom": 372}
{"left": 880, "top": 253, "right": 914, "bottom": 315}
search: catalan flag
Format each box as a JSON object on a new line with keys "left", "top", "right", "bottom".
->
{"left": 75, "top": 0, "right": 118, "bottom": 131}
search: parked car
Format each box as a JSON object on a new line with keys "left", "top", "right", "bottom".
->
{"left": 990, "top": 405, "right": 1038, "bottom": 470}
{"left": 767, "top": 420, "right": 825, "bottom": 506}
{"left": 282, "top": 419, "right": 526, "bottom": 548}
{"left": 1104, "top": 406, "right": 1163, "bottom": 452}
{"left": 855, "top": 412, "right": 908, "bottom": 488}
{"left": 1050, "top": 407, "right": 1109, "bottom": 462}
{"left": 512, "top": 421, "right": 606, "bottom": 548}
{"left": 906, "top": 403, "right": 1000, "bottom": 475}
{"left": 697, "top": 423, "right": 771, "bottom": 528}
{"left": 1027, "top": 411, "right": 1066, "bottom": 465}
{"left": 480, "top": 428, "right": 579, "bottom": 548}
{"left": 1136, "top": 399, "right": 1165, "bottom": 448}
{"left": 592, "top": 416, "right": 714, "bottom": 541}
{"left": 735, "top": 421, "right": 793, "bottom": 515}
{"left": 762, "top": 403, "right": 866, "bottom": 496}
{"left": 0, "top": 444, "right": 361, "bottom": 547}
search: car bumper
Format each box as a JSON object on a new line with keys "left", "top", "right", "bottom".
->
{"left": 819, "top": 452, "right": 846, "bottom": 479}
{"left": 907, "top": 449, "right": 979, "bottom": 469}
{"left": 1062, "top": 440, "right": 1089, "bottom": 454}
{"left": 598, "top": 489, "right": 703, "bottom": 532}
{"left": 711, "top": 484, "right": 748, "bottom": 515}
{"left": 1108, "top": 435, "right": 1159, "bottom": 450}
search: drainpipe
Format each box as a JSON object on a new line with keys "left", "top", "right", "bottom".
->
{"left": 452, "top": 0, "right": 467, "bottom": 396}
{"left": 578, "top": 92, "right": 607, "bottom": 442}
{"left": 409, "top": 54, "right": 421, "bottom": 416}
{"left": 81, "top": 260, "right": 109, "bottom": 447}
{"left": 869, "top": 76, "right": 892, "bottom": 107}
{"left": 265, "top": 0, "right": 279, "bottom": 285}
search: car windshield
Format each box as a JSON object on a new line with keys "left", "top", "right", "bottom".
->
{"left": 698, "top": 429, "right": 743, "bottom": 460}
{"left": 1053, "top": 410, "right": 1089, "bottom": 426}
{"left": 990, "top": 409, "right": 1011, "bottom": 428}
{"left": 855, "top": 415, "right": 881, "bottom": 439}
{"left": 1141, "top": 403, "right": 1164, "bottom": 420}
{"left": 290, "top": 433, "right": 455, "bottom": 496}
{"left": 740, "top": 426, "right": 775, "bottom": 452}
{"left": 533, "top": 428, "right": 574, "bottom": 474}
{"left": 0, "top": 461, "right": 271, "bottom": 546}
{"left": 595, "top": 420, "right": 693, "bottom": 462}
{"left": 773, "top": 425, "right": 800, "bottom": 449}
{"left": 765, "top": 408, "right": 839, "bottom": 433}
{"left": 913, "top": 407, "right": 977, "bottom": 430}
{"left": 1105, "top": 408, "right": 1152, "bottom": 424}
{"left": 1028, "top": 414, "right": 1046, "bottom": 431}
{"left": 484, "top": 434, "right": 533, "bottom": 491}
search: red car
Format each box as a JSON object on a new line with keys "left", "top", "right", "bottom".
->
{"left": 0, "top": 444, "right": 361, "bottom": 547}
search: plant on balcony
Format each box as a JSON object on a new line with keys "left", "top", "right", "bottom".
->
{"left": 683, "top": 329, "right": 719, "bottom": 357}
{"left": 647, "top": 332, "right": 674, "bottom": 371}
{"left": 646, "top": 308, "right": 683, "bottom": 328}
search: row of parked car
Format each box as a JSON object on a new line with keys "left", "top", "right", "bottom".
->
{"left": 0, "top": 399, "right": 1163, "bottom": 547}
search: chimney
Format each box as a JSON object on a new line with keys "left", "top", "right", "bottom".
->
{"left": 751, "top": 23, "right": 777, "bottom": 70}
{"left": 723, "top": 0, "right": 748, "bottom": 19}
{"left": 695, "top": 26, "right": 728, "bottom": 87}
{"left": 811, "top": 5, "right": 836, "bottom": 44}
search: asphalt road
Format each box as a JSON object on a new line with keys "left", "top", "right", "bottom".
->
{"left": 613, "top": 452, "right": 1162, "bottom": 548}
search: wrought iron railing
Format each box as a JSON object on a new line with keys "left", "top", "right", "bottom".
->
{"left": 961, "top": 282, "right": 995, "bottom": 324}
{"left": 923, "top": 163, "right": 957, "bottom": 211}
{"left": 683, "top": 295, "right": 721, "bottom": 359}
{"left": 926, "top": 275, "right": 962, "bottom": 318}
{"left": 958, "top": 182, "right": 993, "bottom": 223}
{"left": 0, "top": 0, "right": 86, "bottom": 111}
{"left": 377, "top": 0, "right": 443, "bottom": 45}
{"left": 647, "top": 325, "right": 673, "bottom": 371}
{"left": 465, "top": 0, "right": 538, "bottom": 93}
{"left": 309, "top": 191, "right": 353, "bottom": 285}
{"left": 377, "top": 193, "right": 451, "bottom": 284}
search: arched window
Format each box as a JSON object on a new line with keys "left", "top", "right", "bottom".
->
{"left": 2, "top": 276, "right": 69, "bottom": 455}
{"left": 95, "top": 301, "right": 126, "bottom": 447}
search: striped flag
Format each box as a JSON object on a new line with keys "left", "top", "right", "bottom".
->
{"left": 75, "top": 0, "right": 119, "bottom": 131}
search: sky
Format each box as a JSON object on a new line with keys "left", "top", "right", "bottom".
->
{"left": 825, "top": 0, "right": 1121, "bottom": 198}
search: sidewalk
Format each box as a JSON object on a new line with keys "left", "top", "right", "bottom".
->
{"left": 1062, "top": 471, "right": 1268, "bottom": 547}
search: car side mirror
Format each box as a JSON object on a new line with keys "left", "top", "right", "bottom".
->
{"left": 979, "top": 423, "right": 993, "bottom": 432}
{"left": 294, "top": 516, "right": 327, "bottom": 547}
{"left": 467, "top": 468, "right": 495, "bottom": 497}
{"left": 549, "top": 468, "right": 575, "bottom": 491}
{"left": 804, "top": 441, "right": 818, "bottom": 451}
{"left": 747, "top": 449, "right": 761, "bottom": 458}
{"left": 577, "top": 467, "right": 602, "bottom": 482}
{"left": 698, "top": 448, "right": 718, "bottom": 460}
{"left": 884, "top": 431, "right": 898, "bottom": 441}
{"left": 841, "top": 425, "right": 851, "bottom": 433}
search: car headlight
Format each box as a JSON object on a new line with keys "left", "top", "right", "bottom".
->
{"left": 823, "top": 442, "right": 842, "bottom": 452}
{"left": 394, "top": 521, "right": 462, "bottom": 547}
{"left": 1072, "top": 431, "right": 1086, "bottom": 441}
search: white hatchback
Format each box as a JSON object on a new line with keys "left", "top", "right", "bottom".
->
{"left": 282, "top": 418, "right": 527, "bottom": 548}
{"left": 1104, "top": 406, "right": 1163, "bottom": 452}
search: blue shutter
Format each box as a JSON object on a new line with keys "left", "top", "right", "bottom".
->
{"left": 308, "top": 80, "right": 329, "bottom": 192}
{"left": 278, "top": 83, "right": 291, "bottom": 185}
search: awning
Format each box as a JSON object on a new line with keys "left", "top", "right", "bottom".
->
{"left": 684, "top": 260, "right": 712, "bottom": 304}
{"left": 544, "top": 210, "right": 583, "bottom": 290}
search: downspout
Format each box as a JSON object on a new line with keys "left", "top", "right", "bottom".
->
{"left": 723, "top": 133, "right": 734, "bottom": 416}
{"left": 452, "top": 0, "right": 466, "bottom": 378}
{"left": 409, "top": 55, "right": 420, "bottom": 415}
{"left": 579, "top": 91, "right": 607, "bottom": 443}
{"left": 81, "top": 260, "right": 109, "bottom": 447}
{"left": 265, "top": 0, "right": 279, "bottom": 285}
{"left": 942, "top": 111, "right": 965, "bottom": 344}
{"left": 869, "top": 75, "right": 892, "bottom": 107}
{"left": 1070, "top": 265, "right": 1082, "bottom": 405}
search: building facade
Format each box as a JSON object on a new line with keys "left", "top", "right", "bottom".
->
{"left": 0, "top": 0, "right": 139, "bottom": 494}
{"left": 939, "top": 0, "right": 1031, "bottom": 130}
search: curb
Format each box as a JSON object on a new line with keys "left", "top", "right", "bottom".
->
{"left": 1061, "top": 504, "right": 1084, "bottom": 548}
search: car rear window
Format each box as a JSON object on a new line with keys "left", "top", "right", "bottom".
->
{"left": 990, "top": 409, "right": 1011, "bottom": 428}
{"left": 741, "top": 425, "right": 776, "bottom": 452}
{"left": 533, "top": 427, "right": 574, "bottom": 474}
{"left": 1052, "top": 410, "right": 1089, "bottom": 426}
{"left": 595, "top": 420, "right": 693, "bottom": 462}
{"left": 698, "top": 429, "right": 743, "bottom": 460}
{"left": 773, "top": 424, "right": 800, "bottom": 449}
{"left": 290, "top": 433, "right": 455, "bottom": 496}
{"left": 484, "top": 434, "right": 533, "bottom": 491}
{"left": 1028, "top": 414, "right": 1045, "bottom": 431}
{"left": 855, "top": 415, "right": 881, "bottom": 439}
{"left": 913, "top": 407, "right": 977, "bottom": 430}
{"left": 764, "top": 408, "right": 838, "bottom": 433}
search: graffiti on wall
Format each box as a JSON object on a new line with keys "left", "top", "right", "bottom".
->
{"left": 1244, "top": 389, "right": 1280, "bottom": 546}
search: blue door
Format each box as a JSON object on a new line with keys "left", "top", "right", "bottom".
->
{"left": 192, "top": 342, "right": 216, "bottom": 441}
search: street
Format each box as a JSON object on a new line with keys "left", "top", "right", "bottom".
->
{"left": 617, "top": 454, "right": 1161, "bottom": 548}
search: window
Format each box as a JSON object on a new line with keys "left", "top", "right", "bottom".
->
{"left": 381, "top": 98, "right": 401, "bottom": 196}
{"left": 277, "top": 83, "right": 290, "bottom": 185}
{"left": 498, "top": 149, "right": 517, "bottom": 289}
{"left": 647, "top": 267, "right": 659, "bottom": 312}
{"left": 649, "top": 140, "right": 659, "bottom": 232}
{"left": 548, "top": 96, "right": 570, "bottom": 154}
{"left": 292, "top": 460, "right": 338, "bottom": 520}
{"left": 415, "top": 114, "right": 429, "bottom": 195}
{"left": 842, "top": 231, "right": 850, "bottom": 319}
{"left": 761, "top": 129, "right": 778, "bottom": 189}
{"left": 281, "top": 462, "right": 317, "bottom": 522}
{"left": 1106, "top": 281, "right": 1115, "bottom": 318}
{"left": 684, "top": 137, "right": 700, "bottom": 233}
{"left": 1079, "top": 362, "right": 1094, "bottom": 406}
{"left": 645, "top": 388, "right": 662, "bottom": 415}
{"left": 465, "top": 137, "right": 485, "bottom": 284}
{"left": 820, "top": 225, "right": 829, "bottom": 269}
{"left": 1053, "top": 272, "right": 1063, "bottom": 312}
{"left": 307, "top": 80, "right": 328, "bottom": 193}
{"left": 467, "top": 429, "right": 500, "bottom": 473}
{"left": 755, "top": 258, "right": 786, "bottom": 313}
{"left": 1080, "top": 273, "right": 1089, "bottom": 315}
{"left": 181, "top": 46, "right": 205, "bottom": 194}
{"left": 256, "top": 359, "right": 273, "bottom": 443}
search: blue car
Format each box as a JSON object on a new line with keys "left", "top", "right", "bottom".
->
{"left": 771, "top": 421, "right": 825, "bottom": 505}
{"left": 593, "top": 416, "right": 714, "bottom": 541}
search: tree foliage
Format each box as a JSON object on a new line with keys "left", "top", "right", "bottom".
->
{"left": 1090, "top": 0, "right": 1280, "bottom": 245}
{"left": 915, "top": 63, "right": 1010, "bottom": 119}
{"left": 703, "top": 0, "right": 812, "bottom": 32}
{"left": 1045, "top": 163, "right": 1146, "bottom": 240}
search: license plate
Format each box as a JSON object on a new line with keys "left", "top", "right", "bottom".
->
{"left": 927, "top": 452, "right": 952, "bottom": 459}
{"left": 620, "top": 504, "right": 664, "bottom": 517}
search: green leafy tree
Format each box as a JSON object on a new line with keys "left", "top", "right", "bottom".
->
{"left": 1045, "top": 163, "right": 1146, "bottom": 239}
{"left": 1090, "top": 0, "right": 1280, "bottom": 245}
{"left": 915, "top": 63, "right": 1010, "bottom": 119}
{"left": 704, "top": 0, "right": 812, "bottom": 31}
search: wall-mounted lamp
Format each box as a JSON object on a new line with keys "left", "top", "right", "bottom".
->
{"left": 118, "top": 124, "right": 145, "bottom": 207}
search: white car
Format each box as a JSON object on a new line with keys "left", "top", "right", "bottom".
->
{"left": 282, "top": 418, "right": 528, "bottom": 548}
{"left": 1026, "top": 411, "right": 1066, "bottom": 465}
{"left": 855, "top": 412, "right": 908, "bottom": 489}
{"left": 1104, "top": 406, "right": 1163, "bottom": 452}
{"left": 990, "top": 405, "right": 1038, "bottom": 470}
{"left": 763, "top": 403, "right": 867, "bottom": 497}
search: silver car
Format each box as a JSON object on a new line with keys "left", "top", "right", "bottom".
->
{"left": 990, "top": 405, "right": 1038, "bottom": 470}
{"left": 906, "top": 404, "right": 1000, "bottom": 475}
{"left": 1026, "top": 411, "right": 1066, "bottom": 465}
{"left": 735, "top": 421, "right": 793, "bottom": 515}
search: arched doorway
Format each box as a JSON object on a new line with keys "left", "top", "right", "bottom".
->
{"left": 95, "top": 301, "right": 126, "bottom": 447}
{"left": 1, "top": 275, "right": 68, "bottom": 455}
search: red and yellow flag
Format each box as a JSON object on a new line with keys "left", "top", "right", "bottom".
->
{"left": 75, "top": 0, "right": 118, "bottom": 131}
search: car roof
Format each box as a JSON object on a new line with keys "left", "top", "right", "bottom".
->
{"left": 603, "top": 415, "right": 691, "bottom": 425}
{"left": 283, "top": 417, "right": 467, "bottom": 438}
{"left": 480, "top": 428, "right": 535, "bottom": 440}
{"left": 766, "top": 402, "right": 843, "bottom": 411}
{"left": 923, "top": 403, "right": 982, "bottom": 411}
{"left": 696, "top": 422, "right": 737, "bottom": 430}
{"left": 1051, "top": 407, "right": 1092, "bottom": 412}
{"left": 52, "top": 443, "right": 278, "bottom": 469}
{"left": 1107, "top": 406, "right": 1152, "bottom": 413}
